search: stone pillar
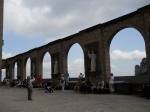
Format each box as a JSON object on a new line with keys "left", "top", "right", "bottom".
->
{"left": 10, "top": 63, "right": 14, "bottom": 81}
{"left": 145, "top": 40, "right": 150, "bottom": 80}
{"left": 38, "top": 58, "right": 42, "bottom": 78}
{"left": 36, "top": 51, "right": 41, "bottom": 78}
{"left": 6, "top": 67, "right": 9, "bottom": 79}
{"left": 0, "top": 0, "right": 3, "bottom": 83}
{"left": 22, "top": 59, "right": 26, "bottom": 80}
{"left": 31, "top": 57, "right": 37, "bottom": 77}
{"left": 143, "top": 8, "right": 150, "bottom": 80}
{"left": 103, "top": 46, "right": 111, "bottom": 82}
{"left": 51, "top": 52, "right": 60, "bottom": 85}
{"left": 100, "top": 34, "right": 111, "bottom": 83}
{"left": 84, "top": 42, "right": 100, "bottom": 83}
{"left": 61, "top": 51, "right": 67, "bottom": 75}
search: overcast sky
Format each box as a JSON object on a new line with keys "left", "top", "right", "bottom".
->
{"left": 2, "top": 0, "right": 149, "bottom": 80}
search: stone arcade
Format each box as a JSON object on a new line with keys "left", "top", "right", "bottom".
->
{"left": 1, "top": 3, "right": 150, "bottom": 93}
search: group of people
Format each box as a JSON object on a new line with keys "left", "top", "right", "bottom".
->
{"left": 26, "top": 71, "right": 70, "bottom": 100}
{"left": 9, "top": 72, "right": 114, "bottom": 101}
{"left": 74, "top": 73, "right": 115, "bottom": 94}
{"left": 54, "top": 71, "right": 70, "bottom": 91}
{"left": 90, "top": 78, "right": 105, "bottom": 94}
{"left": 74, "top": 78, "right": 104, "bottom": 94}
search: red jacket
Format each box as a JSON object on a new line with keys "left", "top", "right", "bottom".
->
{"left": 37, "top": 76, "right": 42, "bottom": 83}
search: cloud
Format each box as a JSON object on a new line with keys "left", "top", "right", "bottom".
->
{"left": 43, "top": 61, "right": 51, "bottom": 69}
{"left": 42, "top": 54, "right": 51, "bottom": 78}
{"left": 4, "top": 0, "right": 149, "bottom": 42}
{"left": 2, "top": 52, "right": 13, "bottom": 59}
{"left": 68, "top": 58, "right": 84, "bottom": 77}
{"left": 110, "top": 50, "right": 146, "bottom": 60}
{"left": 41, "top": 58, "right": 84, "bottom": 78}
{"left": 43, "top": 61, "right": 51, "bottom": 78}
{"left": 110, "top": 49, "right": 146, "bottom": 76}
{"left": 25, "top": 54, "right": 51, "bottom": 78}
{"left": 111, "top": 64, "right": 116, "bottom": 68}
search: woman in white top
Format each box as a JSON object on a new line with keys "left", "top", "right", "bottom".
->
{"left": 109, "top": 73, "right": 115, "bottom": 94}
{"left": 60, "top": 74, "right": 65, "bottom": 91}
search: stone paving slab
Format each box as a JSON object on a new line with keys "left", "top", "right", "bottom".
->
{"left": 0, "top": 87, "right": 150, "bottom": 112}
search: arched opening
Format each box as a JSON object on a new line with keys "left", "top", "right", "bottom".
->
{"left": 26, "top": 58, "right": 31, "bottom": 79}
{"left": 14, "top": 62, "right": 17, "bottom": 79}
{"left": 42, "top": 52, "right": 51, "bottom": 79}
{"left": 1, "top": 69, "right": 6, "bottom": 82}
{"left": 110, "top": 28, "right": 146, "bottom": 76}
{"left": 68, "top": 43, "right": 84, "bottom": 78}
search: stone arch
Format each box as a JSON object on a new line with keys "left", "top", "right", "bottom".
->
{"left": 13, "top": 61, "right": 17, "bottom": 80}
{"left": 41, "top": 51, "right": 51, "bottom": 79}
{"left": 107, "top": 26, "right": 146, "bottom": 48}
{"left": 59, "top": 40, "right": 85, "bottom": 77}
{"left": 13, "top": 58, "right": 22, "bottom": 80}
{"left": 67, "top": 42, "right": 85, "bottom": 78}
{"left": 1, "top": 69, "right": 6, "bottom": 81}
{"left": 109, "top": 27, "right": 146, "bottom": 76}
{"left": 12, "top": 59, "right": 20, "bottom": 80}
{"left": 24, "top": 57, "right": 31, "bottom": 79}
{"left": 104, "top": 25, "right": 148, "bottom": 78}
{"left": 66, "top": 42, "right": 85, "bottom": 56}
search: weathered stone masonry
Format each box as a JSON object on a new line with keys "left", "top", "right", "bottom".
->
{"left": 0, "top": 0, "right": 3, "bottom": 82}
{"left": 2, "top": 5, "right": 150, "bottom": 85}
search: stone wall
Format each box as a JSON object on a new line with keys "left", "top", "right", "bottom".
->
{"left": 0, "top": 0, "right": 3, "bottom": 83}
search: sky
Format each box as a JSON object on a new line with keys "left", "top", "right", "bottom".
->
{"left": 2, "top": 0, "right": 150, "bottom": 80}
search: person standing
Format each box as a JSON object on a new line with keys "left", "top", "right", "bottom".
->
{"left": 37, "top": 75, "right": 42, "bottom": 90}
{"left": 6, "top": 79, "right": 10, "bottom": 89}
{"left": 27, "top": 76, "right": 35, "bottom": 100}
{"left": 60, "top": 74, "right": 65, "bottom": 91}
{"left": 65, "top": 71, "right": 70, "bottom": 87}
{"left": 78, "top": 73, "right": 84, "bottom": 82}
{"left": 109, "top": 73, "right": 115, "bottom": 94}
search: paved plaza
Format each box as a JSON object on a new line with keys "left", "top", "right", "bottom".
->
{"left": 0, "top": 87, "right": 150, "bottom": 112}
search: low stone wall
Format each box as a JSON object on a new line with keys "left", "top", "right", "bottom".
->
{"left": 36, "top": 76, "right": 150, "bottom": 94}
{"left": 114, "top": 75, "right": 149, "bottom": 83}
{"left": 114, "top": 75, "right": 150, "bottom": 94}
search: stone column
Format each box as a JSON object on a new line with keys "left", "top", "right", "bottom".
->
{"left": 0, "top": 0, "right": 3, "bottom": 84}
{"left": 22, "top": 59, "right": 26, "bottom": 80}
{"left": 11, "top": 64, "right": 14, "bottom": 81}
